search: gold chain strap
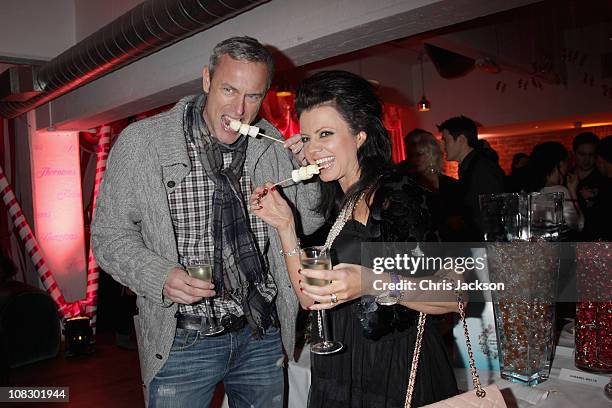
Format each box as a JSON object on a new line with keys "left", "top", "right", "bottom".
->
{"left": 404, "top": 312, "right": 427, "bottom": 408}
{"left": 404, "top": 293, "right": 486, "bottom": 408}
{"left": 457, "top": 293, "right": 486, "bottom": 398}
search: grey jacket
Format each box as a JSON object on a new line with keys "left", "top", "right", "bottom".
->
{"left": 92, "top": 95, "right": 322, "bottom": 388}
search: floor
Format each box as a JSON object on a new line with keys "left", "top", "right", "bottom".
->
{"left": 6, "top": 331, "right": 145, "bottom": 407}
{"left": 6, "top": 330, "right": 230, "bottom": 408}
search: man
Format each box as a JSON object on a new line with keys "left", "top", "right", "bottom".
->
{"left": 438, "top": 116, "right": 505, "bottom": 240}
{"left": 571, "top": 132, "right": 606, "bottom": 239}
{"left": 582, "top": 135, "right": 612, "bottom": 241}
{"left": 92, "top": 36, "right": 322, "bottom": 407}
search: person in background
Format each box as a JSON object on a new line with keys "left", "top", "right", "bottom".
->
{"left": 527, "top": 141, "right": 584, "bottom": 232}
{"left": 438, "top": 116, "right": 505, "bottom": 240}
{"left": 92, "top": 36, "right": 322, "bottom": 407}
{"left": 401, "top": 128, "right": 463, "bottom": 241}
{"left": 582, "top": 135, "right": 612, "bottom": 241}
{"left": 477, "top": 138, "right": 501, "bottom": 167}
{"left": 506, "top": 152, "right": 529, "bottom": 192}
{"left": 570, "top": 132, "right": 606, "bottom": 239}
{"left": 251, "top": 70, "right": 459, "bottom": 407}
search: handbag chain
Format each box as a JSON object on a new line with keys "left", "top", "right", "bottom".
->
{"left": 404, "top": 292, "right": 486, "bottom": 408}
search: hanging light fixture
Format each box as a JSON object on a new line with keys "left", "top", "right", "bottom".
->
{"left": 275, "top": 76, "right": 293, "bottom": 97}
{"left": 276, "top": 86, "right": 292, "bottom": 97}
{"left": 418, "top": 53, "right": 431, "bottom": 112}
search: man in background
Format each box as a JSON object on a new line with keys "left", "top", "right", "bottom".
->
{"left": 438, "top": 115, "right": 505, "bottom": 240}
{"left": 571, "top": 132, "right": 606, "bottom": 239}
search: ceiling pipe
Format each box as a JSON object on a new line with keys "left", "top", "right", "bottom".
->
{"left": 0, "top": 0, "right": 269, "bottom": 119}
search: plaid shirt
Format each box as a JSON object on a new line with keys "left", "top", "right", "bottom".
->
{"left": 168, "top": 132, "right": 276, "bottom": 318}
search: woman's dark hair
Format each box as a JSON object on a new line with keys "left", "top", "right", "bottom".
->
{"left": 527, "top": 141, "right": 569, "bottom": 191}
{"left": 295, "top": 70, "right": 393, "bottom": 220}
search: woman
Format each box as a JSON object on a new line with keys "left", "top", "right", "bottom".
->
{"left": 528, "top": 141, "right": 584, "bottom": 232}
{"left": 402, "top": 129, "right": 463, "bottom": 241}
{"left": 251, "top": 71, "right": 459, "bottom": 407}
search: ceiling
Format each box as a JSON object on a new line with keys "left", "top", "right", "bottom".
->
{"left": 306, "top": 0, "right": 612, "bottom": 77}
{"left": 293, "top": 0, "right": 612, "bottom": 136}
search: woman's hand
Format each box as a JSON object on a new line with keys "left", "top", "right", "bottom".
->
{"left": 299, "top": 263, "right": 364, "bottom": 310}
{"left": 250, "top": 182, "right": 294, "bottom": 232}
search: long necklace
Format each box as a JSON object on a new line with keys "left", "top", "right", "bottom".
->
{"left": 317, "top": 191, "right": 365, "bottom": 339}
{"left": 323, "top": 191, "right": 366, "bottom": 251}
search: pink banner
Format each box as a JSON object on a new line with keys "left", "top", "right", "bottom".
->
{"left": 30, "top": 130, "right": 86, "bottom": 302}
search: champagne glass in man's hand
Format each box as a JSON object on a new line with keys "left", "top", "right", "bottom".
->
{"left": 184, "top": 255, "right": 224, "bottom": 336}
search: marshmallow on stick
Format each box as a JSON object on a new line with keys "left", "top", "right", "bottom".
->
{"left": 273, "top": 164, "right": 320, "bottom": 188}
{"left": 292, "top": 164, "right": 320, "bottom": 182}
{"left": 229, "top": 119, "right": 283, "bottom": 143}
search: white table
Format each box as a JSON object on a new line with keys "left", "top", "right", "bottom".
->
{"left": 454, "top": 356, "right": 610, "bottom": 407}
{"left": 286, "top": 345, "right": 611, "bottom": 408}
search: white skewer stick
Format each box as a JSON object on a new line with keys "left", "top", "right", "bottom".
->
{"left": 254, "top": 131, "right": 284, "bottom": 144}
{"left": 229, "top": 119, "right": 284, "bottom": 144}
{"left": 272, "top": 177, "right": 294, "bottom": 188}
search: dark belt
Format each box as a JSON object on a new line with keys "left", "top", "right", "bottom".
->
{"left": 175, "top": 312, "right": 247, "bottom": 334}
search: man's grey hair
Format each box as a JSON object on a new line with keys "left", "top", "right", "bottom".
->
{"left": 209, "top": 36, "right": 274, "bottom": 90}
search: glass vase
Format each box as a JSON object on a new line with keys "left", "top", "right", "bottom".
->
{"left": 480, "top": 192, "right": 562, "bottom": 386}
{"left": 575, "top": 242, "right": 612, "bottom": 373}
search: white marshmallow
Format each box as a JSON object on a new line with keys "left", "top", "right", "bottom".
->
{"left": 239, "top": 124, "right": 250, "bottom": 135}
{"left": 291, "top": 164, "right": 320, "bottom": 182}
{"left": 248, "top": 126, "right": 260, "bottom": 137}
{"left": 228, "top": 118, "right": 241, "bottom": 131}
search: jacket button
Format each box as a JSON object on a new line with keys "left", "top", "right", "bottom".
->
{"left": 167, "top": 181, "right": 175, "bottom": 188}
{"left": 155, "top": 353, "right": 163, "bottom": 359}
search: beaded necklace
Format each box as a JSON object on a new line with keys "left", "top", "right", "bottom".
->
{"left": 323, "top": 191, "right": 366, "bottom": 250}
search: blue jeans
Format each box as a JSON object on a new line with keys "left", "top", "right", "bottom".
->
{"left": 148, "top": 325, "right": 284, "bottom": 408}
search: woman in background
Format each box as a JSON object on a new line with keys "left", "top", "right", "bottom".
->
{"left": 402, "top": 129, "right": 463, "bottom": 241}
{"left": 528, "top": 141, "right": 584, "bottom": 232}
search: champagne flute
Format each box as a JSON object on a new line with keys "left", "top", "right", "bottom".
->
{"left": 184, "top": 255, "right": 224, "bottom": 336}
{"left": 301, "top": 246, "right": 343, "bottom": 355}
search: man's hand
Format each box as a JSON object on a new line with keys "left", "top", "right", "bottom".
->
{"left": 162, "top": 267, "right": 216, "bottom": 304}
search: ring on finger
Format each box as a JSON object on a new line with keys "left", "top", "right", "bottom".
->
{"left": 330, "top": 293, "right": 338, "bottom": 304}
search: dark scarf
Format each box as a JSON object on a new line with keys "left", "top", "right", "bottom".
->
{"left": 184, "top": 94, "right": 275, "bottom": 335}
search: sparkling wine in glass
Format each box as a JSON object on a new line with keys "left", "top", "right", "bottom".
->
{"left": 184, "top": 255, "right": 224, "bottom": 336}
{"left": 301, "top": 246, "right": 343, "bottom": 355}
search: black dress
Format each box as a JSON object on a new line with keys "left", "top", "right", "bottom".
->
{"left": 308, "top": 172, "right": 459, "bottom": 408}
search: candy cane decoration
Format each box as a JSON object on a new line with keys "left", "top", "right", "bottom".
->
{"left": 84, "top": 126, "right": 111, "bottom": 330}
{"left": 0, "top": 164, "right": 73, "bottom": 318}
